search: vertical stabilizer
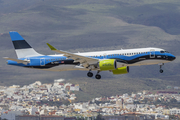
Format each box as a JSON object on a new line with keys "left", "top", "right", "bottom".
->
{"left": 9, "top": 31, "right": 42, "bottom": 58}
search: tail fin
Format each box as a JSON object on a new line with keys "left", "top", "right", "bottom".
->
{"left": 9, "top": 31, "right": 42, "bottom": 58}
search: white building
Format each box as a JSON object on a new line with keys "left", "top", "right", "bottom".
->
{"left": 155, "top": 114, "right": 169, "bottom": 119}
{"left": 170, "top": 108, "right": 180, "bottom": 115}
{"left": 70, "top": 84, "right": 79, "bottom": 91}
{"left": 1, "top": 111, "right": 23, "bottom": 120}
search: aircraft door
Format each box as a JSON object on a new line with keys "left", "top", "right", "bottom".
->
{"left": 40, "top": 58, "right": 45, "bottom": 66}
{"left": 103, "top": 53, "right": 107, "bottom": 59}
{"left": 150, "top": 49, "right": 155, "bottom": 58}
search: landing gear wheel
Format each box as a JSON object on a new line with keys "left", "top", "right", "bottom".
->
{"left": 95, "top": 74, "right": 101, "bottom": 79}
{"left": 159, "top": 63, "right": 164, "bottom": 73}
{"left": 87, "top": 72, "right": 93, "bottom": 77}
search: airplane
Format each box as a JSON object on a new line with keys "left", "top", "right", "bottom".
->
{"left": 4, "top": 31, "right": 176, "bottom": 79}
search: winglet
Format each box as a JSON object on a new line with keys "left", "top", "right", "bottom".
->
{"left": 47, "top": 43, "right": 57, "bottom": 50}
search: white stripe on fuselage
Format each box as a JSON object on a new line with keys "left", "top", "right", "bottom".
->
{"left": 49, "top": 47, "right": 163, "bottom": 57}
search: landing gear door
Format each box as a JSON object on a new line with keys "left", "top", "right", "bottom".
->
{"left": 40, "top": 58, "right": 45, "bottom": 66}
{"left": 150, "top": 49, "right": 155, "bottom": 58}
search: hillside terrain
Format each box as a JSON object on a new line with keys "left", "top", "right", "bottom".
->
{"left": 0, "top": 0, "right": 180, "bottom": 100}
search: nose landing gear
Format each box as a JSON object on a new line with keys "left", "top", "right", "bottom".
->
{"left": 160, "top": 69, "right": 163, "bottom": 73}
{"left": 159, "top": 63, "right": 164, "bottom": 73}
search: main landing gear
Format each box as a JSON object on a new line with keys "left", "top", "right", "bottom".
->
{"left": 159, "top": 63, "right": 164, "bottom": 73}
{"left": 87, "top": 71, "right": 93, "bottom": 77}
{"left": 87, "top": 70, "right": 101, "bottom": 79}
{"left": 95, "top": 71, "right": 101, "bottom": 80}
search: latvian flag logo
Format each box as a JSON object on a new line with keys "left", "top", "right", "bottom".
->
{"left": 61, "top": 61, "right": 64, "bottom": 63}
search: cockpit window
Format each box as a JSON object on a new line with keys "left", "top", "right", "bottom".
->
{"left": 160, "top": 51, "right": 165, "bottom": 53}
{"left": 160, "top": 51, "right": 169, "bottom": 53}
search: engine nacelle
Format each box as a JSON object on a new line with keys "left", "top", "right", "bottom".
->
{"left": 99, "top": 59, "right": 117, "bottom": 71}
{"left": 112, "top": 66, "right": 129, "bottom": 75}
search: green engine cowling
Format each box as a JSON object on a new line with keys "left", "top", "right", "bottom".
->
{"left": 99, "top": 59, "right": 117, "bottom": 71}
{"left": 112, "top": 66, "right": 129, "bottom": 75}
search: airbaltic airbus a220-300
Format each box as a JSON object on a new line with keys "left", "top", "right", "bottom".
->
{"left": 4, "top": 32, "right": 176, "bottom": 79}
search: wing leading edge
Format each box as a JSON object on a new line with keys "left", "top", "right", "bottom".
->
{"left": 46, "top": 43, "right": 98, "bottom": 67}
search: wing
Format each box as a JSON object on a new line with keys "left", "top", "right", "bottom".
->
{"left": 47, "top": 43, "right": 99, "bottom": 67}
{"left": 3, "top": 57, "right": 30, "bottom": 65}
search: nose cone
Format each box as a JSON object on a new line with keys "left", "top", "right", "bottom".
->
{"left": 169, "top": 54, "right": 176, "bottom": 61}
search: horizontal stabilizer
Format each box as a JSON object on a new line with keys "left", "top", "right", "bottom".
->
{"left": 3, "top": 57, "right": 30, "bottom": 64}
